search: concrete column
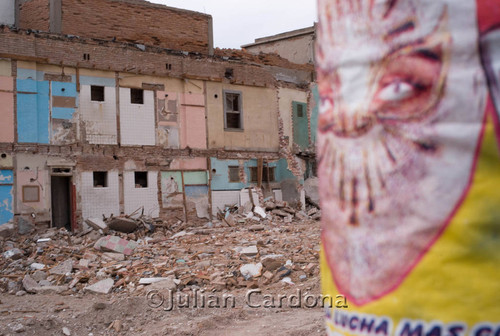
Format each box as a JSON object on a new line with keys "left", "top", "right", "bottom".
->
{"left": 49, "top": 0, "right": 62, "bottom": 33}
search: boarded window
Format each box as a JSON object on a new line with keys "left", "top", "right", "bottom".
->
{"left": 93, "top": 171, "right": 108, "bottom": 187}
{"left": 131, "top": 88, "right": 144, "bottom": 104}
{"left": 135, "top": 172, "right": 148, "bottom": 188}
{"left": 91, "top": 86, "right": 105, "bottom": 102}
{"left": 228, "top": 166, "right": 240, "bottom": 183}
{"left": 224, "top": 91, "right": 242, "bottom": 129}
{"left": 249, "top": 166, "right": 275, "bottom": 183}
{"left": 22, "top": 185, "right": 40, "bottom": 202}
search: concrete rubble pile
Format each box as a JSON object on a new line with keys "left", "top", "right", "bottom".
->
{"left": 0, "top": 199, "right": 320, "bottom": 298}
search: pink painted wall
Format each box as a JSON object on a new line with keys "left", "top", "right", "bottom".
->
{"left": 0, "top": 76, "right": 14, "bottom": 143}
{"left": 183, "top": 106, "right": 207, "bottom": 149}
{"left": 170, "top": 157, "right": 207, "bottom": 170}
{"left": 180, "top": 93, "right": 206, "bottom": 149}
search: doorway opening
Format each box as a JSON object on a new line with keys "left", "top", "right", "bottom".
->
{"left": 51, "top": 176, "right": 72, "bottom": 230}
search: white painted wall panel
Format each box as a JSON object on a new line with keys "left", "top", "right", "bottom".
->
{"left": 81, "top": 171, "right": 120, "bottom": 219}
{"left": 123, "top": 171, "right": 159, "bottom": 217}
{"left": 211, "top": 190, "right": 240, "bottom": 215}
{"left": 119, "top": 88, "right": 155, "bottom": 146}
{"left": 80, "top": 85, "right": 117, "bottom": 144}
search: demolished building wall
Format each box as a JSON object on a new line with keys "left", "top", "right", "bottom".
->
{"left": 0, "top": 3, "right": 317, "bottom": 229}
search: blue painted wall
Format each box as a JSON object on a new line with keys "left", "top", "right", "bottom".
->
{"left": 17, "top": 69, "right": 78, "bottom": 143}
{"left": 210, "top": 158, "right": 290, "bottom": 191}
{"left": 17, "top": 79, "right": 50, "bottom": 143}
{"left": 52, "top": 81, "right": 77, "bottom": 120}
{"left": 0, "top": 170, "right": 13, "bottom": 225}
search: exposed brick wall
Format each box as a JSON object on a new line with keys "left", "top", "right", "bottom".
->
{"left": 18, "top": 0, "right": 50, "bottom": 31}
{"left": 0, "top": 27, "right": 280, "bottom": 88}
{"left": 18, "top": 0, "right": 211, "bottom": 54}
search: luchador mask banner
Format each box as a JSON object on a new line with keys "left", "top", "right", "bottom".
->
{"left": 317, "top": 0, "right": 500, "bottom": 334}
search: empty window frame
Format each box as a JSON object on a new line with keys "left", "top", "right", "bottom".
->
{"left": 131, "top": 88, "right": 144, "bottom": 104}
{"left": 135, "top": 171, "right": 148, "bottom": 188}
{"left": 228, "top": 166, "right": 240, "bottom": 183}
{"left": 93, "top": 171, "right": 108, "bottom": 188}
{"left": 223, "top": 91, "right": 243, "bottom": 129}
{"left": 249, "top": 166, "right": 276, "bottom": 183}
{"left": 90, "top": 85, "right": 105, "bottom": 102}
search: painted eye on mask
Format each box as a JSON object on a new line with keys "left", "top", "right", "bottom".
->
{"left": 377, "top": 81, "right": 414, "bottom": 102}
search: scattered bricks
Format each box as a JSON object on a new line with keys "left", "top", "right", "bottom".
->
{"left": 263, "top": 271, "right": 274, "bottom": 280}
{"left": 311, "top": 211, "right": 321, "bottom": 221}
{"left": 94, "top": 236, "right": 138, "bottom": 255}
{"left": 248, "top": 225, "right": 265, "bottom": 232}
{"left": 283, "top": 207, "right": 296, "bottom": 214}
{"left": 272, "top": 209, "right": 290, "bottom": 217}
{"left": 295, "top": 211, "right": 308, "bottom": 220}
{"left": 304, "top": 263, "right": 317, "bottom": 274}
{"left": 264, "top": 201, "right": 276, "bottom": 210}
{"left": 85, "top": 278, "right": 114, "bottom": 294}
{"left": 307, "top": 207, "right": 318, "bottom": 216}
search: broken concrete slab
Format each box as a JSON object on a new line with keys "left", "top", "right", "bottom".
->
{"left": 94, "top": 235, "right": 138, "bottom": 255}
{"left": 49, "top": 259, "right": 73, "bottom": 275}
{"left": 147, "top": 276, "right": 177, "bottom": 291}
{"left": 85, "top": 278, "right": 114, "bottom": 294}
{"left": 108, "top": 218, "right": 137, "bottom": 233}
{"left": 85, "top": 218, "right": 109, "bottom": 233}
{"left": 240, "top": 246, "right": 258, "bottom": 257}
{"left": 193, "top": 196, "right": 210, "bottom": 220}
{"left": 3, "top": 248, "right": 23, "bottom": 260}
{"left": 240, "top": 263, "right": 263, "bottom": 280}
{"left": 22, "top": 274, "right": 39, "bottom": 293}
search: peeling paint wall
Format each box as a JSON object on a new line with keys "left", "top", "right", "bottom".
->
{"left": 180, "top": 93, "right": 207, "bottom": 149}
{"left": 0, "top": 169, "right": 14, "bottom": 225}
{"left": 119, "top": 88, "right": 155, "bottom": 146}
{"left": 206, "top": 83, "right": 279, "bottom": 151}
{"left": 15, "top": 154, "right": 51, "bottom": 222}
{"left": 17, "top": 64, "right": 78, "bottom": 145}
{"left": 80, "top": 75, "right": 117, "bottom": 145}
{"left": 80, "top": 170, "right": 120, "bottom": 219}
{"left": 0, "top": 60, "right": 14, "bottom": 143}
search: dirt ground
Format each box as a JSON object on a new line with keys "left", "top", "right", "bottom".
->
{"left": 0, "top": 205, "right": 324, "bottom": 335}
{"left": 0, "top": 282, "right": 324, "bottom": 335}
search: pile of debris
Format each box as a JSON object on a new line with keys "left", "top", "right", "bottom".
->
{"left": 0, "top": 201, "right": 320, "bottom": 299}
{"left": 218, "top": 197, "right": 321, "bottom": 227}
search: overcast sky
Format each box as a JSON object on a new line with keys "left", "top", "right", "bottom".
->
{"left": 149, "top": 0, "right": 318, "bottom": 49}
